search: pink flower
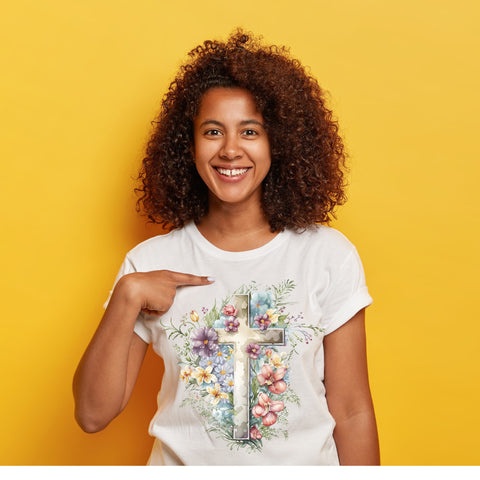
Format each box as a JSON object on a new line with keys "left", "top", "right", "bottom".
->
{"left": 223, "top": 305, "right": 238, "bottom": 316}
{"left": 246, "top": 343, "right": 262, "bottom": 359}
{"left": 254, "top": 313, "right": 271, "bottom": 330}
{"left": 224, "top": 316, "right": 240, "bottom": 332}
{"left": 250, "top": 425, "right": 262, "bottom": 440}
{"left": 252, "top": 393, "right": 284, "bottom": 426}
{"left": 257, "top": 365, "right": 287, "bottom": 394}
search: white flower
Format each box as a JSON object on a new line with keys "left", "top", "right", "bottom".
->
{"left": 192, "top": 365, "right": 217, "bottom": 385}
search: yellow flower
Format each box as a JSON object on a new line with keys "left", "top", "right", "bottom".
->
{"left": 206, "top": 383, "right": 228, "bottom": 405}
{"left": 190, "top": 310, "right": 199, "bottom": 322}
{"left": 269, "top": 353, "right": 287, "bottom": 369}
{"left": 191, "top": 365, "right": 217, "bottom": 385}
{"left": 266, "top": 308, "right": 279, "bottom": 324}
{"left": 180, "top": 366, "right": 193, "bottom": 382}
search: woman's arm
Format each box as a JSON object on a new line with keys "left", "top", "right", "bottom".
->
{"left": 73, "top": 270, "right": 213, "bottom": 433}
{"left": 323, "top": 308, "right": 380, "bottom": 465}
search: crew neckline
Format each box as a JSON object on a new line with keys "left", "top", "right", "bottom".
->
{"left": 185, "top": 222, "right": 291, "bottom": 261}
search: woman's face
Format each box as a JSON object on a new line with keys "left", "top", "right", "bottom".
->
{"left": 193, "top": 87, "right": 271, "bottom": 209}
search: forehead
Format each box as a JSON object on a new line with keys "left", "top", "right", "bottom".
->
{"left": 195, "top": 87, "right": 263, "bottom": 121}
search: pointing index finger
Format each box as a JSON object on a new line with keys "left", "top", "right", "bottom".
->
{"left": 167, "top": 271, "right": 215, "bottom": 287}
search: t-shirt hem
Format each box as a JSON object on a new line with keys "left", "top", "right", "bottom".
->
{"left": 323, "top": 287, "right": 373, "bottom": 335}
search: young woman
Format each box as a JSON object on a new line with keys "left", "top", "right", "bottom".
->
{"left": 73, "top": 30, "right": 380, "bottom": 465}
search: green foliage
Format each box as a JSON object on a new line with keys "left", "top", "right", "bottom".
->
{"left": 233, "top": 280, "right": 258, "bottom": 295}
{"left": 282, "top": 389, "right": 301, "bottom": 407}
{"left": 251, "top": 377, "right": 259, "bottom": 401}
{"left": 272, "top": 279, "right": 296, "bottom": 307}
{"left": 161, "top": 317, "right": 186, "bottom": 340}
{"left": 203, "top": 299, "right": 218, "bottom": 327}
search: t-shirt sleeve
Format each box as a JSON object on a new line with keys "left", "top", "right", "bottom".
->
{"left": 102, "top": 255, "right": 153, "bottom": 344}
{"left": 320, "top": 247, "right": 373, "bottom": 335}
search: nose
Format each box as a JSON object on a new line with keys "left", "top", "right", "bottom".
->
{"left": 219, "top": 133, "right": 242, "bottom": 161}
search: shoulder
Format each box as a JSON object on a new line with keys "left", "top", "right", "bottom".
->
{"left": 289, "top": 224, "right": 359, "bottom": 261}
{"left": 309, "top": 224, "right": 356, "bottom": 247}
{"left": 124, "top": 227, "right": 188, "bottom": 266}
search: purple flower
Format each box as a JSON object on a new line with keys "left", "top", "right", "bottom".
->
{"left": 191, "top": 327, "right": 219, "bottom": 357}
{"left": 246, "top": 343, "right": 262, "bottom": 360}
{"left": 254, "top": 314, "right": 271, "bottom": 331}
{"left": 224, "top": 315, "right": 240, "bottom": 332}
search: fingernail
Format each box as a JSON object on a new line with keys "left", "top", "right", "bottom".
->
{"left": 207, "top": 276, "right": 216, "bottom": 282}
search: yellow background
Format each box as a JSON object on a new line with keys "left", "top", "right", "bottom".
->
{"left": 1, "top": 0, "right": 479, "bottom": 466}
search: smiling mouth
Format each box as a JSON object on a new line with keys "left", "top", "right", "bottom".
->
{"left": 215, "top": 167, "right": 250, "bottom": 177}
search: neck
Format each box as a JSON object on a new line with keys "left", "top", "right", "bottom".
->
{"left": 195, "top": 196, "right": 277, "bottom": 252}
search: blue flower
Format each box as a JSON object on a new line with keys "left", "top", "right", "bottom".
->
{"left": 199, "top": 357, "right": 215, "bottom": 370}
{"left": 212, "top": 404, "right": 233, "bottom": 423}
{"left": 250, "top": 291, "right": 274, "bottom": 317}
{"left": 221, "top": 374, "right": 235, "bottom": 393}
{"left": 212, "top": 350, "right": 229, "bottom": 367}
{"left": 216, "top": 361, "right": 234, "bottom": 378}
{"left": 212, "top": 318, "right": 224, "bottom": 328}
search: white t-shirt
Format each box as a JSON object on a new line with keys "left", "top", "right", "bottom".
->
{"left": 107, "top": 222, "right": 372, "bottom": 465}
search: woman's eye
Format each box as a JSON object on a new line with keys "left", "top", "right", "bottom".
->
{"left": 242, "top": 129, "right": 258, "bottom": 136}
{"left": 205, "top": 129, "right": 222, "bottom": 136}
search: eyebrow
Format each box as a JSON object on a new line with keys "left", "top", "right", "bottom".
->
{"left": 199, "top": 119, "right": 265, "bottom": 128}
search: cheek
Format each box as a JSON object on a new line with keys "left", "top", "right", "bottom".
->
{"left": 194, "top": 140, "right": 217, "bottom": 164}
{"left": 193, "top": 154, "right": 212, "bottom": 185}
{"left": 252, "top": 143, "right": 272, "bottom": 171}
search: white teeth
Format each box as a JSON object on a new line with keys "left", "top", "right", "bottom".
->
{"left": 216, "top": 167, "right": 248, "bottom": 177}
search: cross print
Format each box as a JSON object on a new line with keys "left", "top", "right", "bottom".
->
{"left": 215, "top": 294, "right": 285, "bottom": 440}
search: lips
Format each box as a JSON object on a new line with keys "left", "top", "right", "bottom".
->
{"left": 214, "top": 167, "right": 250, "bottom": 177}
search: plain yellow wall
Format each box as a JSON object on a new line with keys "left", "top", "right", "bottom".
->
{"left": 1, "top": 0, "right": 479, "bottom": 466}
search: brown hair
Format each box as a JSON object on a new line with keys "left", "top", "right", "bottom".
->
{"left": 136, "top": 29, "right": 347, "bottom": 232}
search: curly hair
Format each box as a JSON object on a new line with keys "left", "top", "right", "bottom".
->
{"left": 136, "top": 29, "right": 347, "bottom": 232}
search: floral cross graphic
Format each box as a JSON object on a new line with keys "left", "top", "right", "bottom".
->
{"left": 215, "top": 294, "right": 285, "bottom": 440}
{"left": 168, "top": 279, "right": 323, "bottom": 452}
